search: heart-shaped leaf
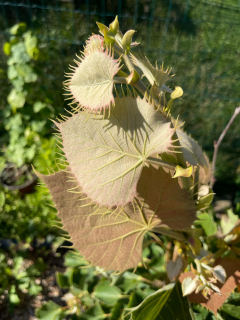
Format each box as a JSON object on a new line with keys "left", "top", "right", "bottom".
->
{"left": 36, "top": 170, "right": 160, "bottom": 272}
{"left": 57, "top": 97, "right": 174, "bottom": 207}
{"left": 66, "top": 48, "right": 120, "bottom": 112}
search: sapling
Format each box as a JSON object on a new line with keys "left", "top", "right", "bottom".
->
{"left": 37, "top": 16, "right": 240, "bottom": 318}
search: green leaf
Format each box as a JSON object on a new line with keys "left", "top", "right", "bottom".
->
{"left": 111, "top": 300, "right": 126, "bottom": 320}
{"left": 10, "top": 23, "right": 27, "bottom": 35}
{"left": 7, "top": 65, "right": 18, "bottom": 80}
{"left": 0, "top": 191, "right": 5, "bottom": 208}
{"left": 64, "top": 251, "right": 88, "bottom": 268}
{"left": 33, "top": 101, "right": 47, "bottom": 113}
{"left": 24, "top": 31, "right": 39, "bottom": 59}
{"left": 28, "top": 283, "right": 42, "bottom": 295}
{"left": 36, "top": 301, "right": 65, "bottom": 320}
{"left": 94, "top": 280, "right": 122, "bottom": 306}
{"left": 221, "top": 304, "right": 240, "bottom": 318}
{"left": 10, "top": 43, "right": 30, "bottom": 64}
{"left": 195, "top": 212, "right": 217, "bottom": 236}
{"left": 122, "top": 30, "right": 135, "bottom": 53}
{"left": 57, "top": 96, "right": 174, "bottom": 207}
{"left": 7, "top": 89, "right": 26, "bottom": 109}
{"left": 9, "top": 293, "right": 20, "bottom": 305}
{"left": 67, "top": 49, "right": 120, "bottom": 112}
{"left": 3, "top": 42, "right": 11, "bottom": 55}
{"left": 78, "top": 304, "right": 105, "bottom": 320}
{"left": 197, "top": 190, "right": 214, "bottom": 211}
{"left": 56, "top": 272, "right": 69, "bottom": 289}
{"left": 130, "top": 282, "right": 191, "bottom": 320}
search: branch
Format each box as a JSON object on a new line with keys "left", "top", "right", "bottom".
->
{"left": 210, "top": 106, "right": 240, "bottom": 188}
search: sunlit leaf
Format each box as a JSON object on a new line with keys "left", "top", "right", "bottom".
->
{"left": 66, "top": 48, "right": 120, "bottom": 112}
{"left": 130, "top": 282, "right": 191, "bottom": 320}
{"left": 57, "top": 97, "right": 174, "bottom": 207}
{"left": 176, "top": 129, "right": 208, "bottom": 169}
{"left": 131, "top": 54, "right": 172, "bottom": 88}
{"left": 94, "top": 280, "right": 122, "bottom": 305}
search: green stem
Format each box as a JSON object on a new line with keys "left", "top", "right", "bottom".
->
{"left": 152, "top": 227, "right": 185, "bottom": 242}
{"left": 113, "top": 77, "right": 128, "bottom": 84}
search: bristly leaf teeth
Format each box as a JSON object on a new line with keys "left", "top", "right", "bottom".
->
{"left": 130, "top": 53, "right": 173, "bottom": 88}
{"left": 84, "top": 35, "right": 105, "bottom": 55}
{"left": 66, "top": 47, "right": 120, "bottom": 114}
{"left": 57, "top": 96, "right": 175, "bottom": 208}
{"left": 36, "top": 170, "right": 161, "bottom": 273}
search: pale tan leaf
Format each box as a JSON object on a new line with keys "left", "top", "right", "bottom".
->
{"left": 84, "top": 35, "right": 104, "bottom": 55}
{"left": 67, "top": 49, "right": 120, "bottom": 112}
{"left": 130, "top": 53, "right": 172, "bottom": 87}
{"left": 36, "top": 170, "right": 160, "bottom": 272}
{"left": 57, "top": 97, "right": 174, "bottom": 207}
{"left": 176, "top": 129, "right": 208, "bottom": 169}
{"left": 137, "top": 166, "right": 196, "bottom": 230}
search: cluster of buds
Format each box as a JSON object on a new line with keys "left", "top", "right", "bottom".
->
{"left": 182, "top": 259, "right": 226, "bottom": 298}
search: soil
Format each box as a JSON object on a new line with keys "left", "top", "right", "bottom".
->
{"left": 0, "top": 251, "right": 68, "bottom": 320}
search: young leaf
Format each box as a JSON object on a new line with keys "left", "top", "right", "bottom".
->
{"left": 57, "top": 97, "right": 174, "bottom": 207}
{"left": 94, "top": 280, "right": 122, "bottom": 305}
{"left": 179, "top": 258, "right": 240, "bottom": 315}
{"left": 130, "top": 54, "right": 172, "bottom": 88}
{"left": 122, "top": 30, "right": 135, "bottom": 54}
{"left": 84, "top": 35, "right": 104, "bottom": 55}
{"left": 36, "top": 170, "right": 160, "bottom": 272}
{"left": 130, "top": 282, "right": 191, "bottom": 320}
{"left": 195, "top": 212, "right": 217, "bottom": 236}
{"left": 137, "top": 166, "right": 196, "bottom": 230}
{"left": 173, "top": 165, "right": 193, "bottom": 178}
{"left": 176, "top": 129, "right": 208, "bottom": 169}
{"left": 182, "top": 277, "right": 198, "bottom": 296}
{"left": 66, "top": 48, "right": 120, "bottom": 113}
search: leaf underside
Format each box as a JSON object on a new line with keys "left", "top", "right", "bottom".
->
{"left": 176, "top": 129, "right": 208, "bottom": 169}
{"left": 36, "top": 170, "right": 160, "bottom": 273}
{"left": 137, "top": 166, "right": 196, "bottom": 230}
{"left": 57, "top": 97, "right": 174, "bottom": 207}
{"left": 68, "top": 49, "right": 119, "bottom": 112}
{"left": 130, "top": 53, "right": 171, "bottom": 87}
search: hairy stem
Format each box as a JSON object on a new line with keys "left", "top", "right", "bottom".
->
{"left": 193, "top": 166, "right": 199, "bottom": 201}
{"left": 145, "top": 156, "right": 176, "bottom": 171}
{"left": 152, "top": 227, "right": 185, "bottom": 242}
{"left": 172, "top": 132, "right": 192, "bottom": 191}
{"left": 210, "top": 106, "right": 240, "bottom": 188}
